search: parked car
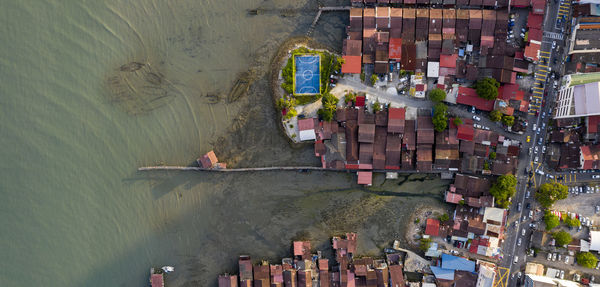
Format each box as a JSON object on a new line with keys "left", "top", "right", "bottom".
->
{"left": 552, "top": 41, "right": 557, "bottom": 49}
{"left": 518, "top": 238, "right": 522, "bottom": 246}
{"left": 522, "top": 228, "right": 526, "bottom": 236}
{"left": 472, "top": 115, "right": 481, "bottom": 121}
{"left": 593, "top": 175, "right": 600, "bottom": 179}
{"left": 552, "top": 253, "right": 557, "bottom": 261}
{"left": 517, "top": 203, "right": 522, "bottom": 211}
{"left": 526, "top": 191, "right": 530, "bottom": 198}
{"left": 547, "top": 253, "right": 552, "bottom": 261}
{"left": 526, "top": 202, "right": 531, "bottom": 209}
{"left": 529, "top": 210, "right": 534, "bottom": 219}
{"left": 565, "top": 256, "right": 570, "bottom": 264}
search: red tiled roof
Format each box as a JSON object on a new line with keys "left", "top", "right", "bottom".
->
{"left": 457, "top": 121, "right": 475, "bottom": 141}
{"left": 515, "top": 51, "right": 524, "bottom": 60}
{"left": 456, "top": 87, "right": 495, "bottom": 111}
{"left": 425, "top": 218, "right": 440, "bottom": 236}
{"left": 356, "top": 96, "right": 366, "bottom": 107}
{"left": 446, "top": 192, "right": 463, "bottom": 204}
{"left": 528, "top": 28, "right": 542, "bottom": 43}
{"left": 298, "top": 118, "right": 315, "bottom": 131}
{"left": 524, "top": 42, "right": 541, "bottom": 62}
{"left": 151, "top": 274, "right": 164, "bottom": 287}
{"left": 532, "top": 0, "right": 545, "bottom": 14}
{"left": 511, "top": 0, "right": 529, "bottom": 6}
{"left": 440, "top": 54, "right": 458, "bottom": 68}
{"left": 199, "top": 150, "right": 218, "bottom": 168}
{"left": 357, "top": 171, "right": 373, "bottom": 185}
{"left": 342, "top": 56, "right": 362, "bottom": 74}
{"left": 589, "top": 116, "right": 600, "bottom": 134}
{"left": 389, "top": 38, "right": 402, "bottom": 60}
{"left": 527, "top": 12, "right": 543, "bottom": 29}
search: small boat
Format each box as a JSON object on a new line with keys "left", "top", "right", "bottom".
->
{"left": 161, "top": 266, "right": 175, "bottom": 273}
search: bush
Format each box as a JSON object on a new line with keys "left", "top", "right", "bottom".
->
{"left": 490, "top": 110, "right": 503, "bottom": 122}
{"left": 370, "top": 74, "right": 378, "bottom": 86}
{"left": 475, "top": 78, "right": 500, "bottom": 100}
{"left": 372, "top": 101, "right": 382, "bottom": 112}
{"left": 544, "top": 211, "right": 560, "bottom": 231}
{"left": 577, "top": 252, "right": 598, "bottom": 268}
{"left": 284, "top": 107, "right": 297, "bottom": 120}
{"left": 419, "top": 238, "right": 432, "bottom": 251}
{"left": 553, "top": 231, "right": 572, "bottom": 247}
{"left": 535, "top": 182, "right": 569, "bottom": 208}
{"left": 489, "top": 152, "right": 496, "bottom": 160}
{"left": 565, "top": 216, "right": 581, "bottom": 227}
{"left": 432, "top": 103, "right": 448, "bottom": 132}
{"left": 489, "top": 174, "right": 517, "bottom": 209}
{"left": 429, "top": 88, "right": 447, "bottom": 103}
{"left": 318, "top": 108, "right": 334, "bottom": 122}
{"left": 360, "top": 72, "right": 365, "bottom": 82}
{"left": 453, "top": 118, "right": 463, "bottom": 126}
{"left": 439, "top": 213, "right": 450, "bottom": 222}
{"left": 344, "top": 92, "right": 357, "bottom": 104}
{"left": 502, "top": 115, "right": 515, "bottom": 127}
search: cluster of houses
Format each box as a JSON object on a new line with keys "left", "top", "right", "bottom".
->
{"left": 217, "top": 233, "right": 502, "bottom": 287}
{"left": 299, "top": 98, "right": 521, "bottom": 185}
{"left": 424, "top": 174, "right": 508, "bottom": 259}
{"left": 542, "top": 115, "right": 600, "bottom": 170}
{"left": 340, "top": 4, "right": 542, "bottom": 86}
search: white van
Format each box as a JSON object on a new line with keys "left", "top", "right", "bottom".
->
{"left": 514, "top": 256, "right": 519, "bottom": 264}
{"left": 536, "top": 170, "right": 545, "bottom": 176}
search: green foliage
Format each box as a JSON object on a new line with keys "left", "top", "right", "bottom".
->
{"left": 453, "top": 118, "right": 463, "bottom": 126}
{"left": 489, "top": 174, "right": 517, "bottom": 209}
{"left": 318, "top": 92, "right": 339, "bottom": 122}
{"left": 489, "top": 152, "right": 497, "bottom": 160}
{"left": 432, "top": 103, "right": 448, "bottom": 132}
{"left": 344, "top": 92, "right": 357, "bottom": 104}
{"left": 577, "top": 252, "right": 598, "bottom": 268}
{"left": 333, "top": 56, "right": 344, "bottom": 72}
{"left": 318, "top": 108, "right": 334, "bottom": 122}
{"left": 535, "top": 182, "right": 569, "bottom": 208}
{"left": 544, "top": 211, "right": 560, "bottom": 231}
{"left": 524, "top": 31, "right": 528, "bottom": 42}
{"left": 284, "top": 107, "right": 297, "bottom": 120}
{"left": 502, "top": 115, "right": 515, "bottom": 127}
{"left": 475, "top": 78, "right": 500, "bottom": 100}
{"left": 295, "top": 95, "right": 317, "bottom": 105}
{"left": 458, "top": 199, "right": 465, "bottom": 205}
{"left": 484, "top": 162, "right": 490, "bottom": 170}
{"left": 429, "top": 88, "right": 447, "bottom": 103}
{"left": 370, "top": 74, "right": 378, "bottom": 86}
{"left": 320, "top": 52, "right": 335, "bottom": 94}
{"left": 372, "top": 100, "right": 382, "bottom": 112}
{"left": 565, "top": 216, "right": 581, "bottom": 227}
{"left": 360, "top": 72, "right": 365, "bottom": 82}
{"left": 276, "top": 97, "right": 297, "bottom": 110}
{"left": 419, "top": 238, "right": 432, "bottom": 251}
{"left": 439, "top": 213, "right": 450, "bottom": 222}
{"left": 490, "top": 110, "right": 503, "bottom": 122}
{"left": 553, "top": 231, "right": 572, "bottom": 247}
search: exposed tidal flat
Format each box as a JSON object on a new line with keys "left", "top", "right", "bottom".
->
{"left": 0, "top": 0, "right": 450, "bottom": 286}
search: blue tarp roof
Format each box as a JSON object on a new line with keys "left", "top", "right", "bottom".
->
{"left": 441, "top": 254, "right": 476, "bottom": 272}
{"left": 431, "top": 266, "right": 455, "bottom": 280}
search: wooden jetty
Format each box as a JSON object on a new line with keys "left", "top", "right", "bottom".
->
{"left": 138, "top": 165, "right": 445, "bottom": 174}
{"left": 306, "top": 6, "right": 352, "bottom": 36}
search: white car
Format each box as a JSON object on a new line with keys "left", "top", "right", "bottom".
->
{"left": 565, "top": 256, "right": 570, "bottom": 264}
{"left": 474, "top": 124, "right": 482, "bottom": 129}
{"left": 518, "top": 238, "right": 522, "bottom": 246}
{"left": 593, "top": 175, "right": 600, "bottom": 179}
{"left": 560, "top": 270, "right": 564, "bottom": 279}
{"left": 535, "top": 146, "right": 539, "bottom": 153}
{"left": 552, "top": 253, "right": 557, "bottom": 261}
{"left": 484, "top": 126, "right": 490, "bottom": 130}
{"left": 522, "top": 228, "right": 526, "bottom": 236}
{"left": 473, "top": 115, "right": 481, "bottom": 121}
{"left": 534, "top": 156, "right": 539, "bottom": 163}
{"left": 547, "top": 253, "right": 552, "bottom": 261}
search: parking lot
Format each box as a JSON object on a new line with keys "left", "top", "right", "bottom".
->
{"left": 553, "top": 188, "right": 600, "bottom": 227}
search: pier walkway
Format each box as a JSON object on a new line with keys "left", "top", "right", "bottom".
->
{"left": 307, "top": 6, "right": 352, "bottom": 36}
{"left": 138, "top": 166, "right": 446, "bottom": 174}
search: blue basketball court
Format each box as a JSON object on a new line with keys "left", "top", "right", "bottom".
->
{"left": 294, "top": 55, "right": 320, "bottom": 95}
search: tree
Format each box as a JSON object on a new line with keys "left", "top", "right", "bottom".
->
{"left": 502, "top": 115, "right": 515, "bottom": 127}
{"left": 544, "top": 211, "right": 560, "bottom": 231}
{"left": 419, "top": 238, "right": 432, "bottom": 251}
{"left": 565, "top": 216, "right": 581, "bottom": 227}
{"left": 453, "top": 118, "right": 463, "bottom": 126}
{"left": 284, "top": 107, "right": 298, "bottom": 120}
{"left": 475, "top": 78, "right": 500, "bottom": 100}
{"left": 432, "top": 103, "right": 448, "bottom": 132}
{"left": 489, "top": 151, "right": 497, "bottom": 160}
{"left": 344, "top": 92, "right": 357, "bottom": 104}
{"left": 489, "top": 174, "right": 517, "bottom": 209}
{"left": 360, "top": 72, "right": 365, "bottom": 82}
{"left": 535, "top": 182, "right": 569, "bottom": 208}
{"left": 370, "top": 74, "right": 378, "bottom": 86}
{"left": 318, "top": 108, "right": 334, "bottom": 122}
{"left": 490, "top": 110, "right": 503, "bottom": 122}
{"left": 372, "top": 100, "right": 382, "bottom": 112}
{"left": 429, "top": 88, "right": 447, "bottom": 103}
{"left": 553, "top": 231, "right": 572, "bottom": 247}
{"left": 577, "top": 252, "right": 599, "bottom": 268}
{"left": 319, "top": 93, "right": 339, "bottom": 122}
{"left": 439, "top": 213, "right": 450, "bottom": 222}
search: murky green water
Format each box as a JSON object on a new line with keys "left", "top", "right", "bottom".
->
{"left": 0, "top": 1, "right": 450, "bottom": 286}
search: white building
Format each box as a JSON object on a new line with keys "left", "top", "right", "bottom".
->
{"left": 555, "top": 81, "right": 600, "bottom": 119}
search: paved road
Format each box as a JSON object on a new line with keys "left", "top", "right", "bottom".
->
{"left": 338, "top": 77, "right": 525, "bottom": 141}
{"left": 501, "top": 0, "right": 574, "bottom": 285}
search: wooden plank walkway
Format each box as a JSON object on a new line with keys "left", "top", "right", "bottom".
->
{"left": 307, "top": 6, "right": 352, "bottom": 36}
{"left": 138, "top": 166, "right": 446, "bottom": 174}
